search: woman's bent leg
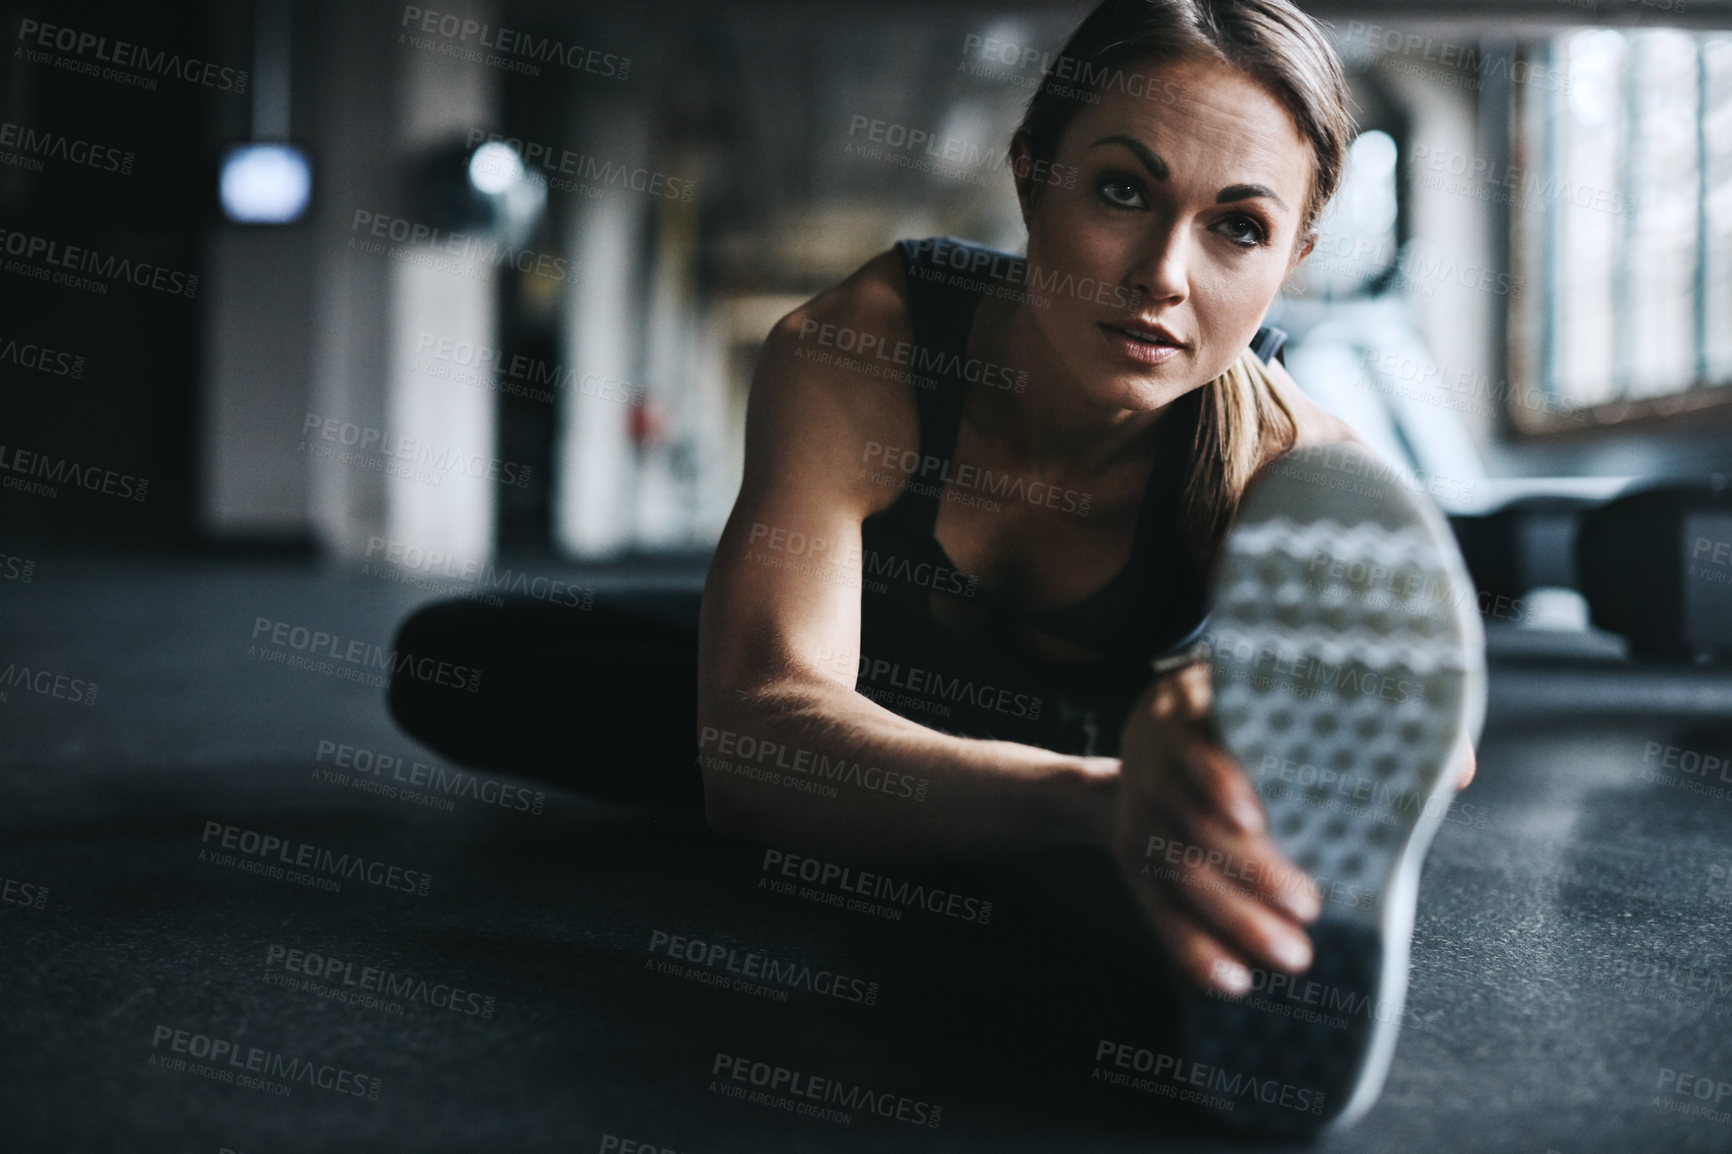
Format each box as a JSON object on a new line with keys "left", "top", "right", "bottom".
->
{"left": 385, "top": 590, "right": 705, "bottom": 811}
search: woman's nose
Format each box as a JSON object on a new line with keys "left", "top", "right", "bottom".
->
{"left": 1127, "top": 220, "right": 1190, "bottom": 308}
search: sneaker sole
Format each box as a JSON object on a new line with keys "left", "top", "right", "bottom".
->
{"left": 1176, "top": 441, "right": 1487, "bottom": 1135}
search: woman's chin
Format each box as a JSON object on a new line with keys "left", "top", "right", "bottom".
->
{"left": 1092, "top": 367, "right": 1196, "bottom": 414}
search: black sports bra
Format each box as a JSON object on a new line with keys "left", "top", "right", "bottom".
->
{"left": 850, "top": 236, "right": 1284, "bottom": 756}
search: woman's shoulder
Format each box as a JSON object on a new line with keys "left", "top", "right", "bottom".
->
{"left": 764, "top": 235, "right": 1004, "bottom": 353}
{"left": 741, "top": 249, "right": 924, "bottom": 512}
{"left": 768, "top": 246, "right": 915, "bottom": 355}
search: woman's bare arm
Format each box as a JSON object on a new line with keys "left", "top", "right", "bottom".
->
{"left": 696, "top": 271, "right": 1410, "bottom": 987}
{"left": 696, "top": 251, "right": 1117, "bottom": 859}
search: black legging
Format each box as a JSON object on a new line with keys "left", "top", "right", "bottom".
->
{"left": 386, "top": 589, "right": 707, "bottom": 810}
{"left": 386, "top": 587, "right": 1184, "bottom": 993}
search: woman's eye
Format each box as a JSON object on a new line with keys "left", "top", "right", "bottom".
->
{"left": 1098, "top": 178, "right": 1145, "bottom": 210}
{"left": 1215, "top": 214, "right": 1269, "bottom": 248}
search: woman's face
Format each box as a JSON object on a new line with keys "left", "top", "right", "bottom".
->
{"left": 1014, "top": 54, "right": 1315, "bottom": 411}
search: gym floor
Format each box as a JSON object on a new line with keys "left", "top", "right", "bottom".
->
{"left": 3, "top": 557, "right": 1731, "bottom": 1153}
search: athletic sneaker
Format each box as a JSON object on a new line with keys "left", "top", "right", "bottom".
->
{"left": 1175, "top": 441, "right": 1487, "bottom": 1135}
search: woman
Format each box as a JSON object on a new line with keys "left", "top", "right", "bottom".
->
{"left": 391, "top": 0, "right": 1483, "bottom": 1133}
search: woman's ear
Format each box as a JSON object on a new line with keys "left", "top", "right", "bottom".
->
{"left": 1290, "top": 228, "right": 1316, "bottom": 269}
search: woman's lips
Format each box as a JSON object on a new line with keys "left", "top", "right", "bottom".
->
{"left": 1099, "top": 322, "right": 1187, "bottom": 366}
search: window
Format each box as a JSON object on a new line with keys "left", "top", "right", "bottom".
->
{"left": 1515, "top": 29, "right": 1732, "bottom": 423}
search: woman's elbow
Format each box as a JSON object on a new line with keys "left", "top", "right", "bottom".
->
{"left": 695, "top": 673, "right": 819, "bottom": 840}
{"left": 695, "top": 697, "right": 758, "bottom": 840}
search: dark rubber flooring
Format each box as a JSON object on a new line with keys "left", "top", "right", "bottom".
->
{"left": 3, "top": 556, "right": 1731, "bottom": 1153}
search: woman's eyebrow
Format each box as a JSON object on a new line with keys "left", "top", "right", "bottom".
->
{"left": 1090, "top": 135, "right": 1289, "bottom": 210}
{"left": 1217, "top": 183, "right": 1286, "bottom": 209}
{"left": 1090, "top": 134, "right": 1168, "bottom": 180}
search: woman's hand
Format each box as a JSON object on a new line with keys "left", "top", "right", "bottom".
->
{"left": 1104, "top": 662, "right": 1321, "bottom": 996}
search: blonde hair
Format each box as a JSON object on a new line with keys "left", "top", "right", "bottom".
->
{"left": 1185, "top": 349, "right": 1297, "bottom": 563}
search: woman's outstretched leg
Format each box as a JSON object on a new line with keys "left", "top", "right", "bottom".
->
{"left": 385, "top": 589, "right": 706, "bottom": 811}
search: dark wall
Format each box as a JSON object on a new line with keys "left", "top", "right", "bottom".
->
{"left": 0, "top": 0, "right": 228, "bottom": 544}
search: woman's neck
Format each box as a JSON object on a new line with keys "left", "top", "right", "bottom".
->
{"left": 966, "top": 289, "right": 1173, "bottom": 477}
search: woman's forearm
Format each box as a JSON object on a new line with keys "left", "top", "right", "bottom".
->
{"left": 697, "top": 675, "right": 1121, "bottom": 860}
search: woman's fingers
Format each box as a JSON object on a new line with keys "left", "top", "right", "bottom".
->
{"left": 1136, "top": 736, "right": 1320, "bottom": 925}
{"left": 1173, "top": 734, "right": 1266, "bottom": 836}
{"left": 1129, "top": 877, "right": 1257, "bottom": 996}
{"left": 1121, "top": 663, "right": 1324, "bottom": 993}
{"left": 1166, "top": 804, "right": 1321, "bottom": 925}
{"left": 1146, "top": 832, "right": 1314, "bottom": 975}
{"left": 1160, "top": 733, "right": 1320, "bottom": 922}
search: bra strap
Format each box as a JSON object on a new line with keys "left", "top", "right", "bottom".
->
{"left": 888, "top": 238, "right": 983, "bottom": 538}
